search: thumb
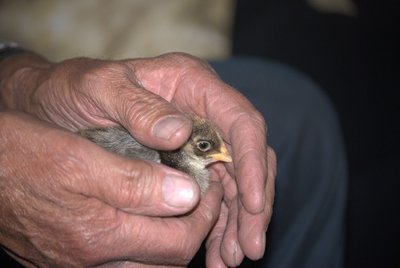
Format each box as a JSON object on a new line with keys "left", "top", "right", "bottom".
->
{"left": 79, "top": 147, "right": 201, "bottom": 216}
{"left": 104, "top": 82, "right": 192, "bottom": 151}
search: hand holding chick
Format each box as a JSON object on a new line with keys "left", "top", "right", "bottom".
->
{"left": 79, "top": 115, "right": 232, "bottom": 194}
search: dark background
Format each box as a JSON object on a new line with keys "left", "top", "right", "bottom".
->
{"left": 232, "top": 0, "right": 399, "bottom": 267}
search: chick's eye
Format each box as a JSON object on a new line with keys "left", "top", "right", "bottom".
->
{"left": 197, "top": 140, "right": 211, "bottom": 152}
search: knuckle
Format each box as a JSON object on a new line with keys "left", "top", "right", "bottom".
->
{"left": 161, "top": 52, "right": 209, "bottom": 71}
{"left": 163, "top": 52, "right": 196, "bottom": 63}
{"left": 119, "top": 90, "right": 168, "bottom": 127}
{"left": 268, "top": 146, "right": 277, "bottom": 164}
{"left": 117, "top": 161, "right": 158, "bottom": 208}
{"left": 68, "top": 59, "right": 132, "bottom": 92}
{"left": 252, "top": 110, "right": 267, "bottom": 131}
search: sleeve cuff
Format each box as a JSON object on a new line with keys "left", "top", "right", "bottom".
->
{"left": 0, "top": 41, "right": 29, "bottom": 62}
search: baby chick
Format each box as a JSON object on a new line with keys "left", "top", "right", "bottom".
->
{"left": 78, "top": 116, "right": 232, "bottom": 194}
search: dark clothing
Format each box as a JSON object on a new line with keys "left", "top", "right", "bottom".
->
{"left": 210, "top": 57, "right": 347, "bottom": 268}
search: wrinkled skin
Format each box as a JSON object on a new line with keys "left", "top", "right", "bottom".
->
{"left": 0, "top": 52, "right": 276, "bottom": 267}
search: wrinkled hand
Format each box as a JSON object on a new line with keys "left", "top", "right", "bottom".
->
{"left": 0, "top": 111, "right": 222, "bottom": 267}
{"left": 0, "top": 52, "right": 276, "bottom": 267}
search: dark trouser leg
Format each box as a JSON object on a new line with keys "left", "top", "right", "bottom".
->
{"left": 211, "top": 57, "right": 347, "bottom": 268}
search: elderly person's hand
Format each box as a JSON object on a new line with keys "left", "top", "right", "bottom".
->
{"left": 0, "top": 51, "right": 276, "bottom": 267}
{"left": 0, "top": 111, "right": 223, "bottom": 267}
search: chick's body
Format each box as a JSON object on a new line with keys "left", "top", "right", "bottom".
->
{"left": 78, "top": 116, "right": 231, "bottom": 194}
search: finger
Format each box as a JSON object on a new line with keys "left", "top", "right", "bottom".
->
{"left": 68, "top": 137, "right": 201, "bottom": 216}
{"left": 238, "top": 147, "right": 276, "bottom": 259}
{"left": 105, "top": 79, "right": 192, "bottom": 150}
{"left": 237, "top": 202, "right": 268, "bottom": 260}
{"left": 70, "top": 59, "right": 192, "bottom": 150}
{"left": 220, "top": 198, "right": 244, "bottom": 267}
{"left": 25, "top": 57, "right": 192, "bottom": 149}
{"left": 205, "top": 202, "right": 229, "bottom": 268}
{"left": 219, "top": 105, "right": 268, "bottom": 214}
{"left": 92, "top": 181, "right": 224, "bottom": 266}
{"left": 209, "top": 164, "right": 245, "bottom": 267}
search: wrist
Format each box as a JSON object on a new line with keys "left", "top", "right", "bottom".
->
{"left": 0, "top": 43, "right": 53, "bottom": 111}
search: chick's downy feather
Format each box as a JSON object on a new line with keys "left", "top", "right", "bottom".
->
{"left": 78, "top": 116, "right": 231, "bottom": 194}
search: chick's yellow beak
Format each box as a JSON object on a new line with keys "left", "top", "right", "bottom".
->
{"left": 209, "top": 142, "right": 232, "bottom": 162}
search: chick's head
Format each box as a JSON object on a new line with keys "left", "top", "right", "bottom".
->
{"left": 181, "top": 116, "right": 232, "bottom": 166}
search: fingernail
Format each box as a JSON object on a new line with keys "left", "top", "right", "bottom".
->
{"left": 162, "top": 175, "right": 197, "bottom": 208}
{"left": 153, "top": 116, "right": 189, "bottom": 140}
